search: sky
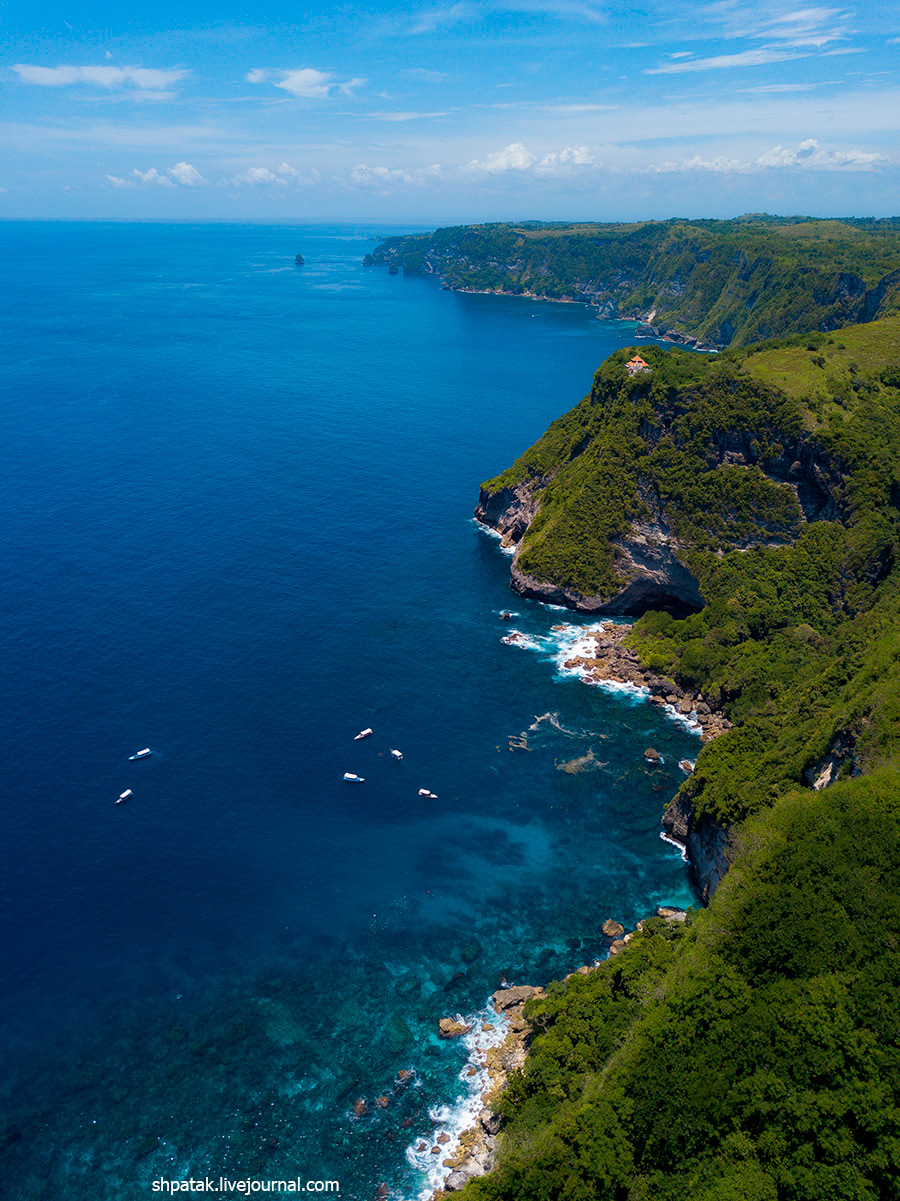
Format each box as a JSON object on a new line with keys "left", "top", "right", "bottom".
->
{"left": 2, "top": 0, "right": 899, "bottom": 222}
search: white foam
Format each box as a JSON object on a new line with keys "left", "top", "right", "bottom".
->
{"left": 660, "top": 831, "right": 689, "bottom": 862}
{"left": 500, "top": 629, "right": 542, "bottom": 650}
{"left": 405, "top": 1002, "right": 509, "bottom": 1199}
{"left": 472, "top": 518, "right": 516, "bottom": 555}
{"left": 660, "top": 703, "right": 702, "bottom": 734}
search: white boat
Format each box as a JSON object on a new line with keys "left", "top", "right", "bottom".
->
{"left": 418, "top": 788, "right": 438, "bottom": 799}
{"left": 354, "top": 728, "right": 373, "bottom": 740}
{"left": 129, "top": 748, "right": 152, "bottom": 760}
{"left": 343, "top": 772, "right": 365, "bottom": 783}
{"left": 117, "top": 789, "right": 133, "bottom": 804}
{"left": 390, "top": 749, "right": 403, "bottom": 760}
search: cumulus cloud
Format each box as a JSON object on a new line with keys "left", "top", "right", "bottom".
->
{"left": 465, "top": 142, "right": 536, "bottom": 172}
{"left": 465, "top": 142, "right": 595, "bottom": 174}
{"left": 348, "top": 162, "right": 443, "bottom": 187}
{"left": 13, "top": 64, "right": 187, "bottom": 89}
{"left": 228, "top": 163, "right": 321, "bottom": 187}
{"left": 539, "top": 145, "right": 594, "bottom": 167}
{"left": 247, "top": 67, "right": 365, "bottom": 99}
{"left": 167, "top": 161, "right": 208, "bottom": 187}
{"left": 103, "top": 162, "right": 209, "bottom": 188}
{"left": 643, "top": 139, "right": 884, "bottom": 174}
{"left": 131, "top": 167, "right": 176, "bottom": 187}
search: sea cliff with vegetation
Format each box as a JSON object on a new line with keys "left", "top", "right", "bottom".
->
{"left": 440, "top": 312, "right": 900, "bottom": 1199}
{"left": 368, "top": 216, "right": 900, "bottom": 349}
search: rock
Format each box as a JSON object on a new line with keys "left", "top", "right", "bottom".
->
{"left": 439, "top": 1017, "right": 470, "bottom": 1039}
{"left": 352, "top": 1098, "right": 367, "bottom": 1117}
{"left": 461, "top": 941, "right": 482, "bottom": 963}
{"left": 492, "top": 985, "right": 543, "bottom": 1010}
{"left": 431, "top": 1145, "right": 441, "bottom": 1154}
{"left": 679, "top": 699, "right": 693, "bottom": 713}
{"left": 375, "top": 1095, "right": 389, "bottom": 1109}
{"left": 609, "top": 939, "right": 626, "bottom": 955}
{"left": 657, "top": 907, "right": 689, "bottom": 922}
{"left": 507, "top": 1010, "right": 529, "bottom": 1033}
{"left": 396, "top": 1069, "right": 413, "bottom": 1083}
{"left": 481, "top": 1022, "right": 494, "bottom": 1033}
{"left": 438, "top": 1132, "right": 451, "bottom": 1144}
{"left": 416, "top": 1142, "right": 427, "bottom": 1152}
{"left": 644, "top": 747, "right": 660, "bottom": 761}
{"left": 661, "top": 793, "right": 732, "bottom": 901}
{"left": 467, "top": 1065, "right": 478, "bottom": 1076}
{"left": 602, "top": 919, "right": 625, "bottom": 938}
{"left": 481, "top": 1109, "right": 502, "bottom": 1135}
{"left": 376, "top": 1186, "right": 388, "bottom": 1199}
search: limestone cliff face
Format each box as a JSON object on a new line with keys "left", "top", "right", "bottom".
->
{"left": 474, "top": 479, "right": 544, "bottom": 548}
{"left": 661, "top": 793, "right": 732, "bottom": 902}
{"left": 476, "top": 421, "right": 852, "bottom": 617}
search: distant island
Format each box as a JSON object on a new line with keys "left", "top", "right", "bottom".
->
{"left": 369, "top": 216, "right": 900, "bottom": 350}
{"left": 378, "top": 221, "right": 900, "bottom": 1199}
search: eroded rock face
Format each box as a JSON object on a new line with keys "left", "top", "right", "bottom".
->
{"left": 474, "top": 480, "right": 544, "bottom": 548}
{"left": 661, "top": 794, "right": 732, "bottom": 902}
{"left": 804, "top": 730, "right": 856, "bottom": 790}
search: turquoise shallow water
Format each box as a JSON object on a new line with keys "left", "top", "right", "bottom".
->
{"left": 0, "top": 223, "right": 698, "bottom": 1199}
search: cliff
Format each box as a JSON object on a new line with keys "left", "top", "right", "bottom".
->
{"left": 478, "top": 316, "right": 900, "bottom": 843}
{"left": 370, "top": 216, "right": 900, "bottom": 348}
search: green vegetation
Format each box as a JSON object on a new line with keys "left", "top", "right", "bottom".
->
{"left": 371, "top": 217, "right": 900, "bottom": 347}
{"left": 460, "top": 314, "right": 900, "bottom": 1199}
{"left": 464, "top": 769, "right": 900, "bottom": 1201}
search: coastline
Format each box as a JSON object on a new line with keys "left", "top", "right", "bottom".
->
{"left": 428, "top": 909, "right": 689, "bottom": 1197}
{"left": 430, "top": 276, "right": 721, "bottom": 352}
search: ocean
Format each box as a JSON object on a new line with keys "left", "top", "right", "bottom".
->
{"left": 0, "top": 223, "right": 699, "bottom": 1200}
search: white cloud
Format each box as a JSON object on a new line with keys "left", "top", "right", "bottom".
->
{"left": 464, "top": 142, "right": 595, "bottom": 174}
{"left": 247, "top": 67, "right": 365, "bottom": 99}
{"left": 715, "top": 3, "right": 851, "bottom": 48}
{"left": 348, "top": 162, "right": 443, "bottom": 187}
{"left": 643, "top": 138, "right": 884, "bottom": 174}
{"left": 13, "top": 64, "right": 188, "bottom": 90}
{"left": 167, "top": 161, "right": 208, "bottom": 186}
{"left": 104, "top": 162, "right": 211, "bottom": 188}
{"left": 131, "top": 167, "right": 175, "bottom": 186}
{"left": 228, "top": 163, "right": 321, "bottom": 187}
{"left": 646, "top": 47, "right": 806, "bottom": 74}
{"left": 465, "top": 142, "right": 536, "bottom": 172}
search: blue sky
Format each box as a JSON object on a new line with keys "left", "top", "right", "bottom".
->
{"left": 3, "top": 0, "right": 899, "bottom": 221}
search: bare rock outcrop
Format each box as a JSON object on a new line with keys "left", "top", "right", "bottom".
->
{"left": 661, "top": 793, "right": 732, "bottom": 902}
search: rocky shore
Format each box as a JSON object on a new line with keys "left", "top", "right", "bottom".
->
{"left": 559, "top": 623, "right": 731, "bottom": 743}
{"left": 430, "top": 908, "right": 689, "bottom": 1197}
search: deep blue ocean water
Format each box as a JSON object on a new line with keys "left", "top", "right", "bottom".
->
{"left": 0, "top": 223, "right": 699, "bottom": 1199}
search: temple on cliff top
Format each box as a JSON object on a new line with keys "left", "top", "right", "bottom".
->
{"left": 626, "top": 355, "right": 650, "bottom": 376}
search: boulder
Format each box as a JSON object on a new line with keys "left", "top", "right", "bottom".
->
{"left": 644, "top": 747, "right": 660, "bottom": 761}
{"left": 481, "top": 1109, "right": 502, "bottom": 1136}
{"left": 439, "top": 1017, "right": 470, "bottom": 1039}
{"left": 602, "top": 919, "right": 625, "bottom": 938}
{"left": 492, "top": 985, "right": 543, "bottom": 1011}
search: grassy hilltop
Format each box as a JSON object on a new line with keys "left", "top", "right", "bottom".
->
{"left": 370, "top": 216, "right": 900, "bottom": 348}
{"left": 456, "top": 316, "right": 900, "bottom": 1201}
